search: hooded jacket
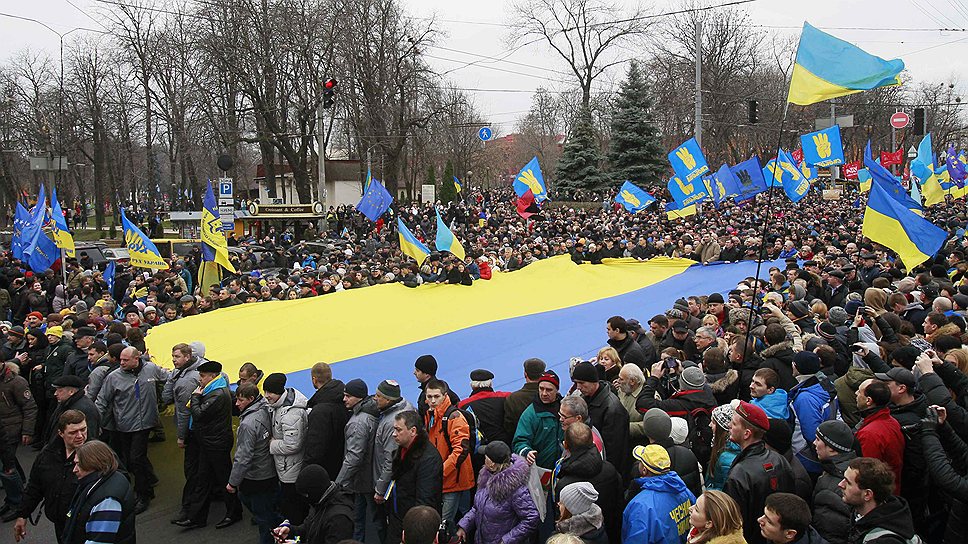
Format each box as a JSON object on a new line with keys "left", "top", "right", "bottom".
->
{"left": 304, "top": 379, "right": 348, "bottom": 480}
{"left": 459, "top": 454, "right": 539, "bottom": 544}
{"left": 372, "top": 397, "right": 415, "bottom": 496}
{"left": 287, "top": 483, "right": 355, "bottom": 544}
{"left": 835, "top": 367, "right": 875, "bottom": 428}
{"left": 812, "top": 451, "right": 856, "bottom": 544}
{"left": 336, "top": 396, "right": 378, "bottom": 494}
{"left": 44, "top": 387, "right": 99, "bottom": 445}
{"left": 723, "top": 441, "right": 796, "bottom": 544}
{"left": 94, "top": 360, "right": 169, "bottom": 432}
{"left": 554, "top": 503, "right": 608, "bottom": 544}
{"left": 622, "top": 471, "right": 695, "bottom": 544}
{"left": 705, "top": 440, "right": 741, "bottom": 491}
{"left": 847, "top": 496, "right": 918, "bottom": 544}
{"left": 708, "top": 369, "right": 740, "bottom": 406}
{"left": 889, "top": 393, "right": 928, "bottom": 526}
{"left": 554, "top": 444, "right": 624, "bottom": 543}
{"left": 229, "top": 395, "right": 275, "bottom": 486}
{"left": 1, "top": 362, "right": 38, "bottom": 443}
{"left": 761, "top": 341, "right": 798, "bottom": 391}
{"left": 268, "top": 387, "right": 309, "bottom": 484}
{"left": 789, "top": 375, "right": 835, "bottom": 474}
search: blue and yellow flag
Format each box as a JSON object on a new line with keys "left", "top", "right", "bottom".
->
{"left": 201, "top": 180, "right": 237, "bottom": 273}
{"left": 615, "top": 181, "right": 656, "bottom": 213}
{"left": 788, "top": 22, "right": 904, "bottom": 106}
{"left": 513, "top": 157, "right": 547, "bottom": 203}
{"left": 665, "top": 201, "right": 697, "bottom": 220}
{"left": 453, "top": 176, "right": 462, "bottom": 193}
{"left": 355, "top": 177, "right": 394, "bottom": 222}
{"left": 50, "top": 187, "right": 75, "bottom": 258}
{"left": 705, "top": 164, "right": 741, "bottom": 207}
{"left": 121, "top": 208, "right": 169, "bottom": 269}
{"left": 800, "top": 125, "right": 844, "bottom": 167}
{"left": 435, "top": 211, "right": 465, "bottom": 260}
{"left": 730, "top": 157, "right": 767, "bottom": 201}
{"left": 862, "top": 179, "right": 946, "bottom": 268}
{"left": 864, "top": 140, "right": 922, "bottom": 213}
{"left": 764, "top": 150, "right": 809, "bottom": 202}
{"left": 858, "top": 168, "right": 872, "bottom": 193}
{"left": 397, "top": 218, "right": 430, "bottom": 265}
{"left": 364, "top": 169, "right": 372, "bottom": 191}
{"left": 911, "top": 134, "right": 945, "bottom": 206}
{"left": 668, "top": 138, "right": 710, "bottom": 185}
{"left": 667, "top": 175, "right": 708, "bottom": 208}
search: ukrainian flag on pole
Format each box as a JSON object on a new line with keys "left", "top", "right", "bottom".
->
{"left": 398, "top": 218, "right": 430, "bottom": 265}
{"left": 201, "top": 180, "right": 237, "bottom": 273}
{"left": 453, "top": 176, "right": 462, "bottom": 193}
{"left": 435, "top": 211, "right": 465, "bottom": 260}
{"left": 862, "top": 180, "right": 945, "bottom": 268}
{"left": 788, "top": 22, "right": 904, "bottom": 106}
{"left": 121, "top": 208, "right": 169, "bottom": 269}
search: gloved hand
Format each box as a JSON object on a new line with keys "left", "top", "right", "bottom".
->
{"left": 920, "top": 405, "right": 942, "bottom": 432}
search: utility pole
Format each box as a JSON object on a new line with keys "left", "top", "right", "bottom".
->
{"left": 316, "top": 103, "right": 326, "bottom": 207}
{"left": 695, "top": 19, "right": 703, "bottom": 146}
{"left": 830, "top": 99, "right": 840, "bottom": 181}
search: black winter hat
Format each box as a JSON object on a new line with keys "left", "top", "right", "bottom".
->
{"left": 263, "top": 372, "right": 287, "bottom": 395}
{"left": 571, "top": 361, "right": 598, "bottom": 383}
{"left": 295, "top": 464, "right": 332, "bottom": 504}
{"left": 414, "top": 354, "right": 438, "bottom": 375}
{"left": 344, "top": 378, "right": 368, "bottom": 399}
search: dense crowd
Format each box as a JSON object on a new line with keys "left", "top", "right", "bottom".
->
{"left": 2, "top": 186, "right": 968, "bottom": 544}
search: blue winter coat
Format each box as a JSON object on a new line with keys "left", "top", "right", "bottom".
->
{"left": 458, "top": 454, "right": 539, "bottom": 544}
{"left": 789, "top": 377, "right": 833, "bottom": 474}
{"left": 705, "top": 441, "right": 741, "bottom": 491}
{"left": 622, "top": 471, "right": 695, "bottom": 544}
{"left": 752, "top": 389, "right": 789, "bottom": 419}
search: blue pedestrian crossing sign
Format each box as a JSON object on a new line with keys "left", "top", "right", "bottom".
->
{"left": 478, "top": 127, "right": 492, "bottom": 141}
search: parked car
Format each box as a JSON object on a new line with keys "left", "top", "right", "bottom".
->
{"left": 103, "top": 247, "right": 130, "bottom": 264}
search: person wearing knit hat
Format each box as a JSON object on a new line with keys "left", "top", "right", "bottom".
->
{"left": 669, "top": 417, "right": 689, "bottom": 446}
{"left": 262, "top": 372, "right": 287, "bottom": 396}
{"left": 707, "top": 405, "right": 741, "bottom": 492}
{"left": 45, "top": 325, "right": 63, "bottom": 339}
{"left": 827, "top": 306, "right": 849, "bottom": 327}
{"left": 262, "top": 371, "right": 309, "bottom": 524}
{"left": 570, "top": 358, "right": 631, "bottom": 479}
{"left": 515, "top": 370, "right": 564, "bottom": 473}
{"left": 810, "top": 420, "right": 857, "bottom": 544}
{"left": 571, "top": 361, "right": 598, "bottom": 383}
{"left": 344, "top": 378, "right": 368, "bottom": 400}
{"left": 623, "top": 444, "right": 695, "bottom": 544}
{"left": 679, "top": 365, "right": 706, "bottom": 390}
{"left": 724, "top": 399, "right": 796, "bottom": 544}
{"left": 376, "top": 379, "right": 401, "bottom": 400}
{"left": 413, "top": 354, "right": 457, "bottom": 418}
{"left": 554, "top": 481, "right": 606, "bottom": 543}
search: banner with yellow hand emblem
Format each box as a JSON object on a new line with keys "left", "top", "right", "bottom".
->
{"left": 668, "top": 137, "right": 710, "bottom": 185}
{"left": 513, "top": 157, "right": 547, "bottom": 203}
{"left": 800, "top": 125, "right": 844, "bottom": 167}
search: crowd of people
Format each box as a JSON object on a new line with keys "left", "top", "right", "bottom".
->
{"left": 1, "top": 186, "right": 968, "bottom": 544}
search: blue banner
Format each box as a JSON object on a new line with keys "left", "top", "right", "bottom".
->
{"left": 730, "top": 157, "right": 767, "bottom": 201}
{"left": 615, "top": 181, "right": 656, "bottom": 213}
{"left": 12, "top": 202, "right": 29, "bottom": 260}
{"left": 764, "top": 150, "right": 810, "bottom": 202}
{"left": 705, "top": 164, "right": 741, "bottom": 207}
{"left": 513, "top": 156, "right": 547, "bottom": 202}
{"left": 668, "top": 138, "right": 710, "bottom": 185}
{"left": 800, "top": 125, "right": 844, "bottom": 167}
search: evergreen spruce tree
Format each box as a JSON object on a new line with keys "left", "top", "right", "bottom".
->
{"left": 607, "top": 61, "right": 666, "bottom": 187}
{"left": 440, "top": 160, "right": 457, "bottom": 203}
{"left": 555, "top": 106, "right": 605, "bottom": 194}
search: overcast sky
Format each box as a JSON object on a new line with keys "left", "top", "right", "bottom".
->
{"left": 2, "top": 0, "right": 966, "bottom": 135}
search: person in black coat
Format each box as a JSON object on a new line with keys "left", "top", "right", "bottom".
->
{"left": 44, "top": 375, "right": 100, "bottom": 445}
{"left": 385, "top": 410, "right": 443, "bottom": 544}
{"left": 180, "top": 361, "right": 241, "bottom": 529}
{"left": 303, "top": 363, "right": 348, "bottom": 480}
{"left": 920, "top": 405, "right": 968, "bottom": 544}
{"left": 13, "top": 409, "right": 87, "bottom": 539}
{"left": 637, "top": 363, "right": 718, "bottom": 467}
{"left": 760, "top": 327, "right": 797, "bottom": 391}
{"left": 606, "top": 316, "right": 649, "bottom": 370}
{"left": 811, "top": 420, "right": 857, "bottom": 544}
{"left": 571, "top": 362, "right": 630, "bottom": 478}
{"left": 271, "top": 465, "right": 354, "bottom": 544}
{"left": 639, "top": 408, "right": 702, "bottom": 498}
{"left": 553, "top": 423, "right": 623, "bottom": 543}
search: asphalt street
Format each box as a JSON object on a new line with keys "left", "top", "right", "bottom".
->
{"left": 6, "top": 416, "right": 256, "bottom": 544}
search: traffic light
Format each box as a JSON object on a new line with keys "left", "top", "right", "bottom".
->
{"left": 747, "top": 99, "right": 758, "bottom": 124}
{"left": 323, "top": 78, "right": 337, "bottom": 109}
{"left": 913, "top": 107, "right": 925, "bottom": 136}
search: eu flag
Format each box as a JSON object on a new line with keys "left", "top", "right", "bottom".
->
{"left": 513, "top": 157, "right": 547, "bottom": 202}
{"left": 11, "top": 202, "right": 29, "bottom": 260}
{"left": 800, "top": 125, "right": 844, "bottom": 167}
{"left": 22, "top": 184, "right": 48, "bottom": 260}
{"left": 355, "top": 178, "right": 394, "bottom": 222}
{"left": 730, "top": 157, "right": 767, "bottom": 201}
{"left": 614, "top": 181, "right": 656, "bottom": 213}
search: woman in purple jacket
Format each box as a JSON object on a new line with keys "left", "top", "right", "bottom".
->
{"left": 457, "top": 441, "right": 539, "bottom": 544}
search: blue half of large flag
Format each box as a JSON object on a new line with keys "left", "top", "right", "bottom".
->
{"left": 615, "top": 181, "right": 656, "bottom": 213}
{"left": 730, "top": 157, "right": 767, "bottom": 201}
{"left": 121, "top": 208, "right": 169, "bottom": 269}
{"left": 862, "top": 180, "right": 946, "bottom": 268}
{"left": 788, "top": 22, "right": 904, "bottom": 106}
{"left": 513, "top": 157, "right": 547, "bottom": 202}
{"left": 50, "top": 187, "right": 75, "bottom": 258}
{"left": 355, "top": 178, "right": 394, "bottom": 222}
{"left": 800, "top": 125, "right": 845, "bottom": 167}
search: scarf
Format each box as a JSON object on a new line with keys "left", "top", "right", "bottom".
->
{"left": 189, "top": 375, "right": 228, "bottom": 429}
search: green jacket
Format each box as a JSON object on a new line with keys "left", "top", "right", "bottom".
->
{"left": 512, "top": 397, "right": 563, "bottom": 469}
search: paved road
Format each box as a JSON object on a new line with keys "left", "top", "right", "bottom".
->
{"left": 6, "top": 417, "right": 256, "bottom": 544}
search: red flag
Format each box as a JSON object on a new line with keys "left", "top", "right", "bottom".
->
{"left": 843, "top": 161, "right": 860, "bottom": 180}
{"left": 880, "top": 148, "right": 904, "bottom": 167}
{"left": 791, "top": 148, "right": 804, "bottom": 165}
{"left": 515, "top": 190, "right": 540, "bottom": 219}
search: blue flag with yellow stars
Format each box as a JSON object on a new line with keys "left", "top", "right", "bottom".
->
{"left": 355, "top": 177, "right": 394, "bottom": 222}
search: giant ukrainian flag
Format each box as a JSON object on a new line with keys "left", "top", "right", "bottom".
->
{"left": 862, "top": 180, "right": 946, "bottom": 268}
{"left": 788, "top": 23, "right": 904, "bottom": 106}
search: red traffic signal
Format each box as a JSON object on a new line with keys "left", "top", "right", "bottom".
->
{"left": 324, "top": 78, "right": 337, "bottom": 89}
{"left": 323, "top": 78, "right": 337, "bottom": 109}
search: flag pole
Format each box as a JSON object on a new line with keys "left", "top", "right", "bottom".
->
{"left": 61, "top": 247, "right": 67, "bottom": 285}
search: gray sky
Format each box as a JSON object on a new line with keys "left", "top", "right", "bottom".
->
{"left": 1, "top": 0, "right": 966, "bottom": 134}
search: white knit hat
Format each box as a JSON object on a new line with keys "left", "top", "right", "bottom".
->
{"left": 559, "top": 482, "right": 598, "bottom": 515}
{"left": 670, "top": 417, "right": 689, "bottom": 446}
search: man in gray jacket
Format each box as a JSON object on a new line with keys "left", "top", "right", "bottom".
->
{"left": 263, "top": 373, "right": 308, "bottom": 524}
{"left": 162, "top": 342, "right": 201, "bottom": 522}
{"left": 371, "top": 379, "right": 414, "bottom": 543}
{"left": 229, "top": 383, "right": 279, "bottom": 544}
{"left": 94, "top": 346, "right": 169, "bottom": 514}
{"left": 336, "top": 378, "right": 379, "bottom": 542}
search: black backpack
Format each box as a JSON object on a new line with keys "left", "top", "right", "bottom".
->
{"left": 441, "top": 405, "right": 480, "bottom": 470}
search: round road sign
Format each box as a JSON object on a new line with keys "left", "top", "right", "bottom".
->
{"left": 890, "top": 112, "right": 910, "bottom": 129}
